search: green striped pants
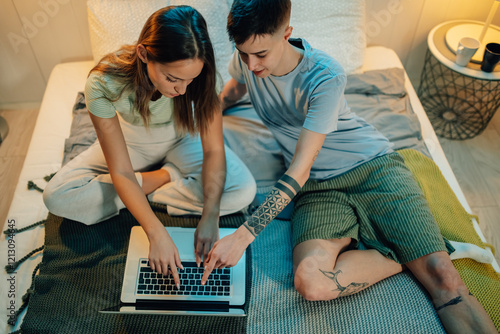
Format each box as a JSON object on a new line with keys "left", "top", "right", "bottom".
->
{"left": 291, "top": 152, "right": 453, "bottom": 264}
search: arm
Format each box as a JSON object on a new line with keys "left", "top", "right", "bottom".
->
{"left": 194, "top": 108, "right": 226, "bottom": 266}
{"left": 201, "top": 128, "right": 327, "bottom": 283}
{"left": 89, "top": 113, "right": 183, "bottom": 287}
{"left": 219, "top": 78, "right": 247, "bottom": 111}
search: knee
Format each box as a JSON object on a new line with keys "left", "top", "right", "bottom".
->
{"left": 43, "top": 179, "right": 95, "bottom": 225}
{"left": 421, "top": 254, "right": 466, "bottom": 293}
{"left": 42, "top": 180, "right": 61, "bottom": 213}
{"left": 222, "top": 174, "right": 257, "bottom": 212}
{"left": 238, "top": 177, "right": 257, "bottom": 207}
{"left": 43, "top": 182, "right": 71, "bottom": 221}
{"left": 293, "top": 255, "right": 336, "bottom": 301}
{"left": 294, "top": 270, "right": 335, "bottom": 301}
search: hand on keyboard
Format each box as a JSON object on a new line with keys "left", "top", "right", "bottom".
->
{"left": 201, "top": 225, "right": 254, "bottom": 285}
{"left": 137, "top": 260, "right": 231, "bottom": 296}
{"left": 194, "top": 217, "right": 220, "bottom": 267}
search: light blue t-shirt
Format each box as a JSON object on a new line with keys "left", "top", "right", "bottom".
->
{"left": 228, "top": 38, "right": 393, "bottom": 180}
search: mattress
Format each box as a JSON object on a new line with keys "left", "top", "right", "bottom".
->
{"left": 1, "top": 47, "right": 497, "bottom": 333}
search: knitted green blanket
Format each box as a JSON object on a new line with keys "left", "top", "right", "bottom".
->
{"left": 19, "top": 203, "right": 250, "bottom": 334}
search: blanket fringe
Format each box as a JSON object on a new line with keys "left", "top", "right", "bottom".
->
{"left": 4, "top": 219, "right": 46, "bottom": 235}
{"left": 43, "top": 172, "right": 56, "bottom": 182}
{"left": 27, "top": 173, "right": 56, "bottom": 193}
{"left": 26, "top": 181, "right": 43, "bottom": 193}
{"left": 5, "top": 246, "right": 44, "bottom": 274}
{"left": 7, "top": 262, "right": 40, "bottom": 327}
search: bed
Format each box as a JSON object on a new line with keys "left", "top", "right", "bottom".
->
{"left": 2, "top": 0, "right": 499, "bottom": 333}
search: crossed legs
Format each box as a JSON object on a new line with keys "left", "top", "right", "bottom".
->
{"left": 293, "top": 238, "right": 497, "bottom": 333}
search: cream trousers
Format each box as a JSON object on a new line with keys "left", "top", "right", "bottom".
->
{"left": 43, "top": 116, "right": 256, "bottom": 225}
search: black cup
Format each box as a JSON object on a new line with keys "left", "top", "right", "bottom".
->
{"left": 481, "top": 43, "right": 500, "bottom": 72}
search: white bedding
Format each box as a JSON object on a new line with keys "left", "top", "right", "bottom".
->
{"left": 1, "top": 47, "right": 498, "bottom": 333}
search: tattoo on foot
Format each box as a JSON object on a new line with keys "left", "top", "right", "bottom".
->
{"left": 435, "top": 296, "right": 463, "bottom": 311}
{"left": 319, "top": 269, "right": 369, "bottom": 297}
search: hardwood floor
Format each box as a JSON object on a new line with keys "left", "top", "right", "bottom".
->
{"left": 0, "top": 107, "right": 39, "bottom": 231}
{"left": 0, "top": 107, "right": 499, "bottom": 265}
{"left": 438, "top": 110, "right": 500, "bottom": 265}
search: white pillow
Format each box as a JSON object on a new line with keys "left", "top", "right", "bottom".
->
{"left": 290, "top": 0, "right": 366, "bottom": 74}
{"left": 87, "top": 0, "right": 234, "bottom": 88}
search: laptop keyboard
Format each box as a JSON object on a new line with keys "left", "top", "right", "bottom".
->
{"left": 136, "top": 259, "right": 231, "bottom": 297}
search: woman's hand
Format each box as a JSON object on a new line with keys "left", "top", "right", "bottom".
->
{"left": 194, "top": 216, "right": 220, "bottom": 267}
{"left": 200, "top": 225, "right": 255, "bottom": 285}
{"left": 147, "top": 227, "right": 184, "bottom": 288}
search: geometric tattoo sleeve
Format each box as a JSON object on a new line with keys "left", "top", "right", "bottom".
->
{"left": 243, "top": 174, "right": 302, "bottom": 237}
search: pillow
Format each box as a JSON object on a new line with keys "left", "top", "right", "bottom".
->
{"left": 87, "top": 0, "right": 234, "bottom": 88}
{"left": 290, "top": 0, "right": 366, "bottom": 74}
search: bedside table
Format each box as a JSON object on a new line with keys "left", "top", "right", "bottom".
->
{"left": 418, "top": 20, "right": 500, "bottom": 140}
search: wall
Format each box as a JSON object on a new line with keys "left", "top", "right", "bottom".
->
{"left": 365, "top": 0, "right": 500, "bottom": 85}
{"left": 1, "top": 0, "right": 500, "bottom": 107}
{"left": 0, "top": 0, "right": 92, "bottom": 107}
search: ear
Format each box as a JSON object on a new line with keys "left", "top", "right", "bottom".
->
{"left": 137, "top": 44, "right": 148, "bottom": 63}
{"left": 283, "top": 25, "right": 293, "bottom": 41}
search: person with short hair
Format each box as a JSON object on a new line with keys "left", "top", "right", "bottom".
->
{"left": 201, "top": 1, "right": 496, "bottom": 333}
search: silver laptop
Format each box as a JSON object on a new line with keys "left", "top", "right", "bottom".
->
{"left": 101, "top": 226, "right": 246, "bottom": 316}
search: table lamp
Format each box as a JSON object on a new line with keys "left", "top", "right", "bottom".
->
{"left": 445, "top": 0, "right": 500, "bottom": 63}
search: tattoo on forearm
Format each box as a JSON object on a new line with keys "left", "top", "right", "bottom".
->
{"left": 435, "top": 296, "right": 464, "bottom": 311}
{"left": 243, "top": 174, "right": 302, "bottom": 237}
{"left": 319, "top": 269, "right": 369, "bottom": 297}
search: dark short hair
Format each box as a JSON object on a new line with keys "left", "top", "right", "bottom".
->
{"left": 227, "top": 0, "right": 291, "bottom": 45}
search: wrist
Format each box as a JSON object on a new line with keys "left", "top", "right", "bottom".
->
{"left": 200, "top": 208, "right": 220, "bottom": 224}
{"left": 236, "top": 224, "right": 256, "bottom": 245}
{"left": 144, "top": 220, "right": 167, "bottom": 240}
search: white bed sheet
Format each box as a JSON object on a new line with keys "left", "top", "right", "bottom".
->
{"left": 1, "top": 47, "right": 498, "bottom": 333}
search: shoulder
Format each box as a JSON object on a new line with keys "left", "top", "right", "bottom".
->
{"left": 298, "top": 39, "right": 347, "bottom": 88}
{"left": 292, "top": 39, "right": 347, "bottom": 91}
{"left": 86, "top": 70, "right": 127, "bottom": 98}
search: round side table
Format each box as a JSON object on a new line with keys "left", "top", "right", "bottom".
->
{"left": 418, "top": 20, "right": 500, "bottom": 140}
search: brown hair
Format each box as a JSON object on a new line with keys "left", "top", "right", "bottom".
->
{"left": 90, "top": 5, "right": 219, "bottom": 135}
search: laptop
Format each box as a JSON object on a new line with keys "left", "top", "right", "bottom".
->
{"left": 100, "top": 226, "right": 246, "bottom": 316}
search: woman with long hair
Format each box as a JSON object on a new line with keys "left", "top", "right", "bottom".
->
{"left": 43, "top": 6, "right": 256, "bottom": 288}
